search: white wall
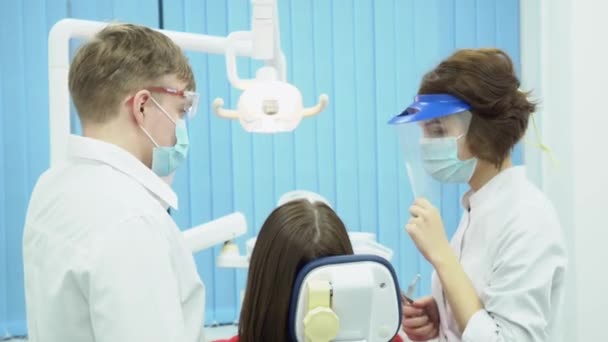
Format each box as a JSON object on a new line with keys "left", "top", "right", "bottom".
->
{"left": 521, "top": 0, "right": 608, "bottom": 341}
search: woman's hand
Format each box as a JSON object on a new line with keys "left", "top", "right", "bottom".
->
{"left": 406, "top": 199, "right": 484, "bottom": 334}
{"left": 406, "top": 198, "right": 452, "bottom": 265}
{"left": 402, "top": 296, "right": 440, "bottom": 341}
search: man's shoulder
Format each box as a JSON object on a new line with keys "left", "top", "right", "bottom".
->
{"left": 26, "top": 161, "right": 160, "bottom": 231}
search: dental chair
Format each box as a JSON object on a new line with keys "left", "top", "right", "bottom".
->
{"left": 289, "top": 254, "right": 403, "bottom": 342}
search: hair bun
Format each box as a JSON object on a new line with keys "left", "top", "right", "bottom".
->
{"left": 487, "top": 89, "right": 536, "bottom": 121}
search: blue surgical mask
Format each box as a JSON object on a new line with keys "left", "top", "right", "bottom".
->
{"left": 141, "top": 98, "right": 190, "bottom": 177}
{"left": 420, "top": 135, "right": 477, "bottom": 183}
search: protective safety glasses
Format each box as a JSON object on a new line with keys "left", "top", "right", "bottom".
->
{"left": 148, "top": 86, "right": 200, "bottom": 119}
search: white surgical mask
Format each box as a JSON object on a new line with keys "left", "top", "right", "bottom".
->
{"left": 420, "top": 135, "right": 477, "bottom": 183}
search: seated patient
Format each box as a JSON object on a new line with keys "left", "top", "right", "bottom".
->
{"left": 217, "top": 199, "right": 404, "bottom": 342}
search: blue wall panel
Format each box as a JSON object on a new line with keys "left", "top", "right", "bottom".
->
{"left": 0, "top": 0, "right": 522, "bottom": 334}
{"left": 0, "top": 16, "right": 6, "bottom": 336}
{"left": 373, "top": 0, "right": 402, "bottom": 290}
{"left": 394, "top": 0, "right": 422, "bottom": 299}
{"left": 292, "top": 0, "right": 319, "bottom": 195}
{"left": 354, "top": 0, "right": 378, "bottom": 235}
{"left": 225, "top": 0, "right": 256, "bottom": 323}
{"left": 3, "top": 0, "right": 27, "bottom": 335}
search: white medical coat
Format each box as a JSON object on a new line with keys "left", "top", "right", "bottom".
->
{"left": 432, "top": 166, "right": 567, "bottom": 342}
{"left": 23, "top": 135, "right": 206, "bottom": 342}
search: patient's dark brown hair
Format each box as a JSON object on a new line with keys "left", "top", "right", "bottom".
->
{"left": 238, "top": 199, "right": 354, "bottom": 342}
{"left": 418, "top": 48, "right": 537, "bottom": 167}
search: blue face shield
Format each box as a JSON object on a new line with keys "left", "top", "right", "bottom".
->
{"left": 141, "top": 97, "right": 190, "bottom": 177}
{"left": 388, "top": 94, "right": 476, "bottom": 198}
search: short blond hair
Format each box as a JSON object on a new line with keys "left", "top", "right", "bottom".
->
{"left": 68, "top": 23, "right": 196, "bottom": 124}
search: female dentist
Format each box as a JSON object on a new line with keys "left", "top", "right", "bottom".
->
{"left": 390, "top": 48, "right": 567, "bottom": 342}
